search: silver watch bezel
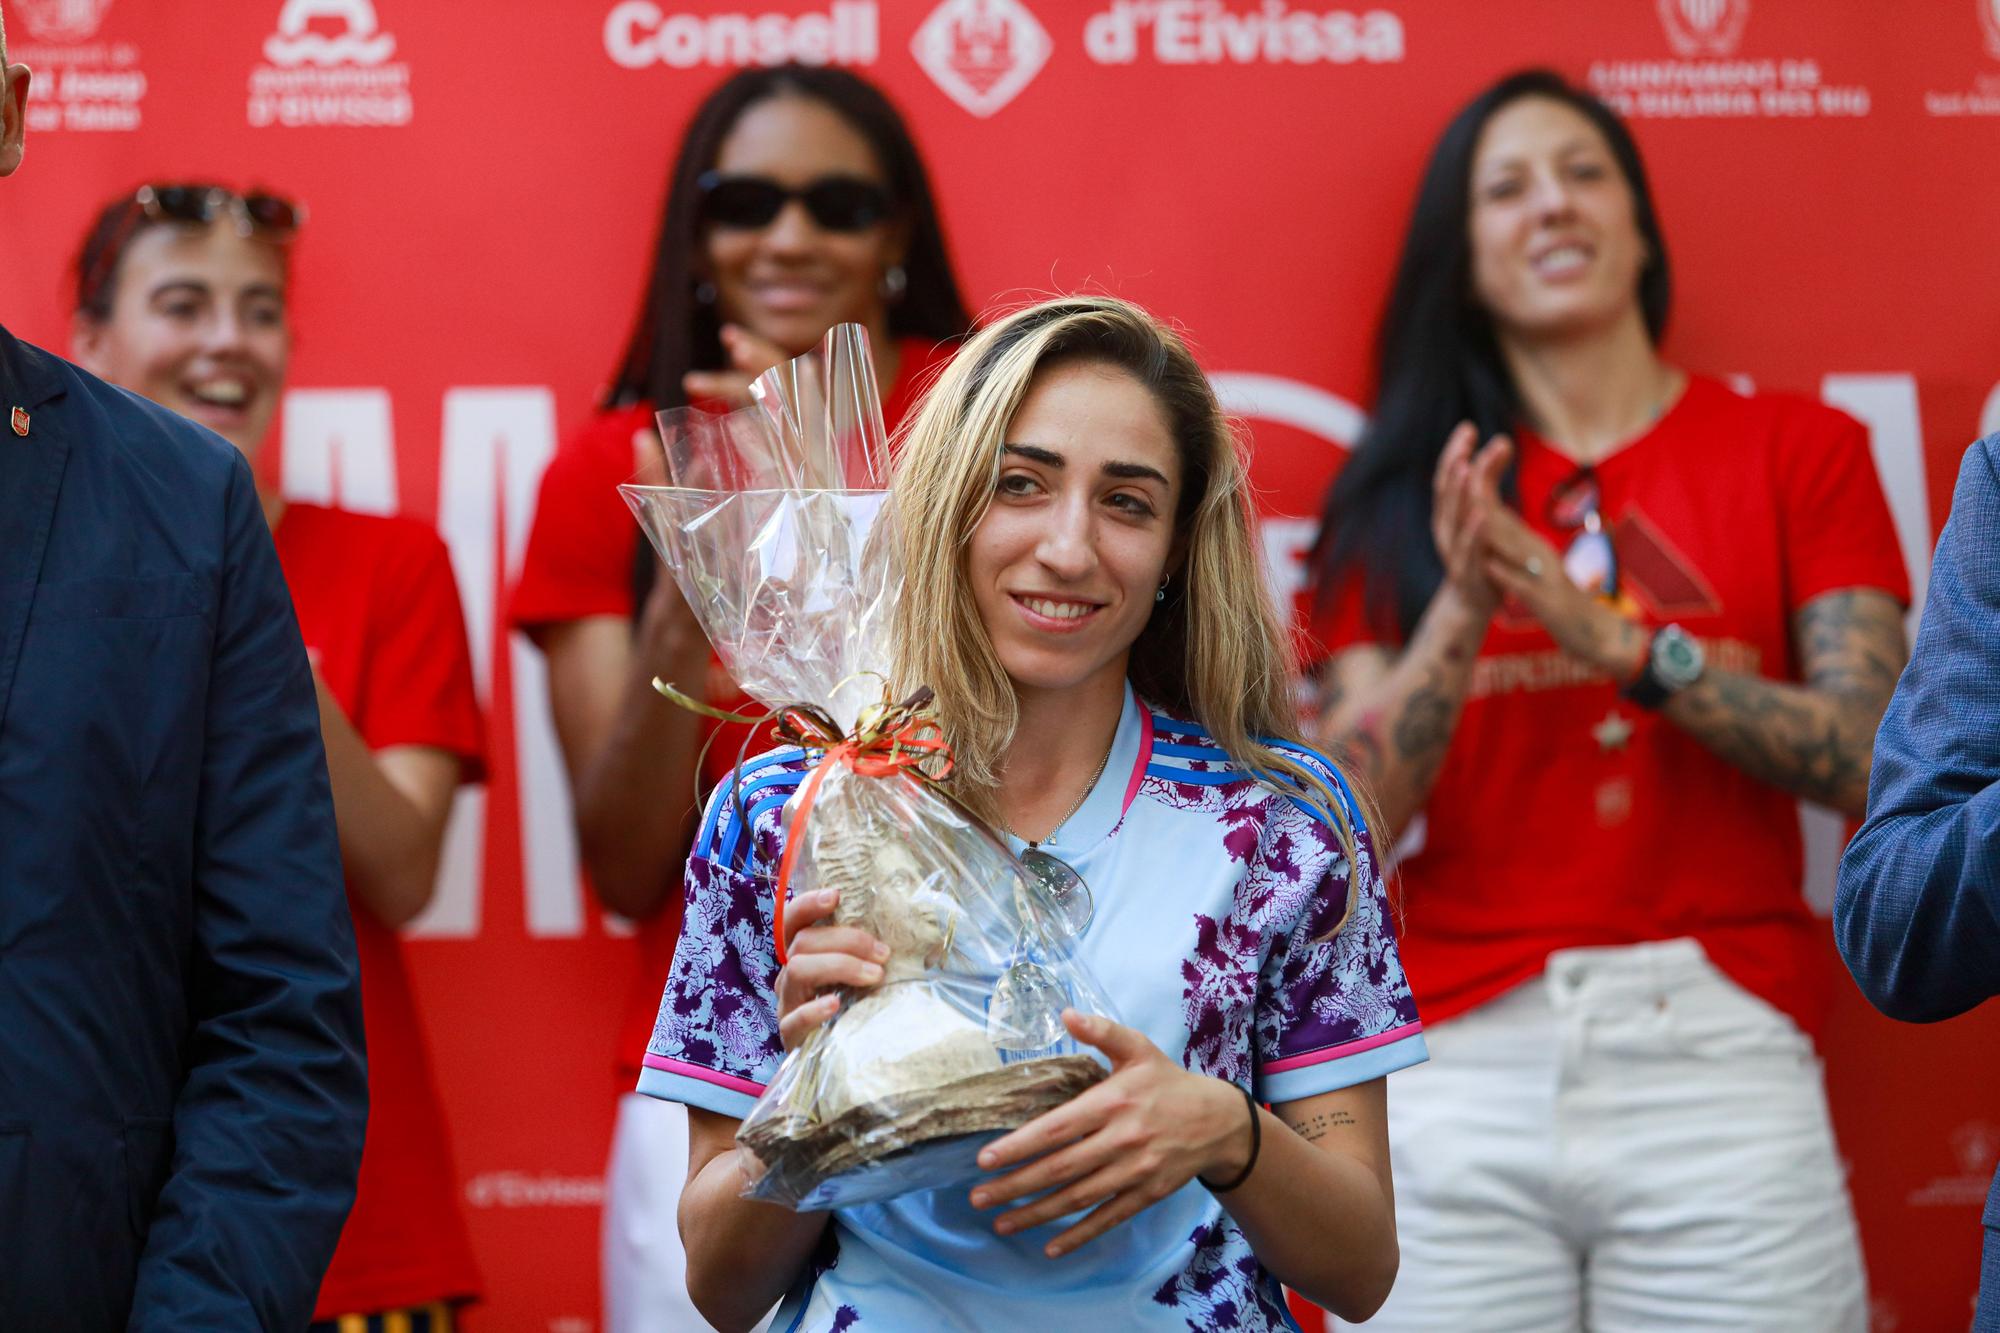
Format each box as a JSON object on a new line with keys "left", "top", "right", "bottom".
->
{"left": 1650, "top": 623, "right": 1706, "bottom": 692}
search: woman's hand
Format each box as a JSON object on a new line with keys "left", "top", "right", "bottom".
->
{"left": 1478, "top": 503, "right": 1648, "bottom": 680}
{"left": 969, "top": 1010, "right": 1251, "bottom": 1258}
{"left": 682, "top": 323, "right": 792, "bottom": 409}
{"left": 773, "top": 888, "right": 888, "bottom": 1050}
{"left": 1431, "top": 422, "right": 1512, "bottom": 620}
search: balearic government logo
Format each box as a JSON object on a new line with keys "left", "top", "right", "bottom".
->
{"left": 1656, "top": 0, "right": 1749, "bottom": 57}
{"left": 1919, "top": 0, "right": 2000, "bottom": 115}
{"left": 247, "top": 0, "right": 414, "bottom": 127}
{"left": 16, "top": 0, "right": 113, "bottom": 42}
{"left": 911, "top": 0, "right": 1051, "bottom": 118}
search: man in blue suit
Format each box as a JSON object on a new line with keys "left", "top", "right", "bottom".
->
{"left": 0, "top": 15, "right": 367, "bottom": 1329}
{"left": 1837, "top": 432, "right": 2000, "bottom": 1332}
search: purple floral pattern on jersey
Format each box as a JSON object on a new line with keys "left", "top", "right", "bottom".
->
{"left": 1146, "top": 718, "right": 1416, "bottom": 1092}
{"left": 1150, "top": 1217, "right": 1293, "bottom": 1330}
{"left": 647, "top": 762, "right": 809, "bottom": 1082}
{"left": 1180, "top": 913, "right": 1262, "bottom": 1082}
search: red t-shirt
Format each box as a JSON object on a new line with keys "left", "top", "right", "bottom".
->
{"left": 1311, "top": 377, "right": 1909, "bottom": 1039}
{"left": 274, "top": 504, "right": 487, "bottom": 1317}
{"left": 509, "top": 337, "right": 955, "bottom": 1083}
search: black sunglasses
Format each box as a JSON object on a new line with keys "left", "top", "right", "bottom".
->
{"left": 136, "top": 184, "right": 307, "bottom": 238}
{"left": 696, "top": 172, "right": 894, "bottom": 233}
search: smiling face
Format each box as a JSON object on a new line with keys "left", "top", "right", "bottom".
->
{"left": 72, "top": 219, "right": 289, "bottom": 458}
{"left": 966, "top": 360, "right": 1183, "bottom": 702}
{"left": 702, "top": 93, "right": 906, "bottom": 357}
{"left": 1467, "top": 95, "right": 1650, "bottom": 344}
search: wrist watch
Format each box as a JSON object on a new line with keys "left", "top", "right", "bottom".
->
{"left": 1622, "top": 623, "right": 1705, "bottom": 709}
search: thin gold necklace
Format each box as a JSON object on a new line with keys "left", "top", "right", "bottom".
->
{"left": 1004, "top": 738, "right": 1114, "bottom": 849}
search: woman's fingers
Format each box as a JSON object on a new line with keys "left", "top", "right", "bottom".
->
{"left": 978, "top": 1079, "right": 1117, "bottom": 1171}
{"left": 1469, "top": 434, "right": 1514, "bottom": 504}
{"left": 992, "top": 1159, "right": 1131, "bottom": 1241}
{"left": 776, "top": 950, "right": 884, "bottom": 1006}
{"left": 1431, "top": 421, "right": 1476, "bottom": 498}
{"left": 777, "top": 993, "right": 840, "bottom": 1050}
{"left": 780, "top": 888, "right": 839, "bottom": 951}
{"left": 1043, "top": 1181, "right": 1173, "bottom": 1258}
{"left": 680, "top": 370, "right": 757, "bottom": 409}
{"left": 971, "top": 1112, "right": 1126, "bottom": 1212}
{"left": 789, "top": 923, "right": 889, "bottom": 964}
{"left": 721, "top": 323, "right": 790, "bottom": 375}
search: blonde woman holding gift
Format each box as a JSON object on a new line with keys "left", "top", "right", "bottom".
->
{"left": 641, "top": 297, "right": 1427, "bottom": 1331}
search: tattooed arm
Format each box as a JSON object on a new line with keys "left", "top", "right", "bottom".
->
{"left": 1657, "top": 589, "right": 1907, "bottom": 817}
{"left": 1479, "top": 495, "right": 1909, "bottom": 819}
{"left": 1317, "top": 586, "right": 1491, "bottom": 838}
{"left": 1314, "top": 425, "right": 1509, "bottom": 837}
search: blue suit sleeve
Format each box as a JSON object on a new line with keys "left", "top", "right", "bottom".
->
{"left": 126, "top": 453, "right": 368, "bottom": 1330}
{"left": 1835, "top": 435, "right": 2000, "bottom": 1023}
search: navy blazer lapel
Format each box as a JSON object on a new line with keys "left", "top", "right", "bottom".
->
{"left": 0, "top": 328, "right": 74, "bottom": 744}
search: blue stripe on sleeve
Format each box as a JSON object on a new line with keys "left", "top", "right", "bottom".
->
{"left": 729, "top": 785, "right": 803, "bottom": 871}
{"left": 696, "top": 747, "right": 804, "bottom": 861}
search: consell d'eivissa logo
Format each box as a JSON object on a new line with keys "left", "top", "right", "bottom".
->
{"left": 247, "top": 0, "right": 414, "bottom": 128}
{"left": 604, "top": 1, "right": 878, "bottom": 69}
{"left": 1084, "top": 1, "right": 1404, "bottom": 65}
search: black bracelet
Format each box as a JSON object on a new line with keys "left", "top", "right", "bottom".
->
{"left": 1199, "top": 1085, "right": 1261, "bottom": 1194}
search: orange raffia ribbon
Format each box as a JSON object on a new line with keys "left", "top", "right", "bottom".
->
{"left": 767, "top": 687, "right": 952, "bottom": 965}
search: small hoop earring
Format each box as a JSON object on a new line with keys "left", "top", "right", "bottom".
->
{"left": 880, "top": 264, "right": 908, "bottom": 301}
{"left": 1155, "top": 580, "right": 1168, "bottom": 603}
{"left": 694, "top": 279, "right": 718, "bottom": 306}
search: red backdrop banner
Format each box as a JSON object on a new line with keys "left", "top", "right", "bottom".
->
{"left": 3, "top": 2, "right": 1996, "bottom": 1329}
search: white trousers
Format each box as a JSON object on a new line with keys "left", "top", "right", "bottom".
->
{"left": 604, "top": 1094, "right": 710, "bottom": 1333}
{"left": 1369, "top": 938, "right": 1866, "bottom": 1332}
{"left": 603, "top": 1094, "right": 777, "bottom": 1333}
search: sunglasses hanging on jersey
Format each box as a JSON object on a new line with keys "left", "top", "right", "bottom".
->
{"left": 1546, "top": 465, "right": 1621, "bottom": 601}
{"left": 696, "top": 172, "right": 895, "bottom": 233}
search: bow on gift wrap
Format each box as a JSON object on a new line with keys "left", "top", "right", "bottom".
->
{"left": 652, "top": 677, "right": 955, "bottom": 964}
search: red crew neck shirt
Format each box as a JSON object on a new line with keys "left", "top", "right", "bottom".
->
{"left": 274, "top": 503, "right": 487, "bottom": 1318}
{"left": 1312, "top": 377, "right": 1909, "bottom": 1040}
{"left": 509, "top": 336, "right": 955, "bottom": 1085}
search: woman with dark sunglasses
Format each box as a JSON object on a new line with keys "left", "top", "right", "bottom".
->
{"left": 70, "top": 185, "right": 485, "bottom": 1333}
{"left": 507, "top": 64, "right": 971, "bottom": 1332}
{"left": 1306, "top": 70, "right": 1908, "bottom": 1330}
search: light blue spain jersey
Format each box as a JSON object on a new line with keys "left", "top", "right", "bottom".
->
{"left": 640, "top": 682, "right": 1427, "bottom": 1331}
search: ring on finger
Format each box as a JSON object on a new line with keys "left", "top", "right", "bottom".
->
{"left": 1524, "top": 555, "right": 1545, "bottom": 578}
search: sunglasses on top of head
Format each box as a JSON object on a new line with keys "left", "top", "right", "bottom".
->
{"left": 135, "top": 184, "right": 307, "bottom": 239}
{"left": 696, "top": 172, "right": 895, "bottom": 233}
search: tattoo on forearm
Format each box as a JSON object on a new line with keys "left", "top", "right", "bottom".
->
{"left": 1390, "top": 664, "right": 1455, "bottom": 796}
{"left": 1666, "top": 590, "right": 1905, "bottom": 812}
{"left": 1290, "top": 1109, "right": 1359, "bottom": 1143}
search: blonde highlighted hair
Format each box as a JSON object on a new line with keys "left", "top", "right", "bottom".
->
{"left": 889, "top": 296, "right": 1376, "bottom": 924}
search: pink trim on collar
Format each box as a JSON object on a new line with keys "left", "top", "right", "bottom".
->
{"left": 1123, "top": 705, "right": 1155, "bottom": 818}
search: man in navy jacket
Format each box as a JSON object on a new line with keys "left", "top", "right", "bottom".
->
{"left": 1836, "top": 433, "right": 2000, "bottom": 1332}
{"left": 0, "top": 18, "right": 367, "bottom": 1329}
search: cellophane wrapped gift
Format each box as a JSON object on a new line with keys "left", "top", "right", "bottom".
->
{"left": 620, "top": 325, "right": 1115, "bottom": 1211}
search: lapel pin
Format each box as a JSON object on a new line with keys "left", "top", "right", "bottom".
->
{"left": 10, "top": 407, "right": 28, "bottom": 437}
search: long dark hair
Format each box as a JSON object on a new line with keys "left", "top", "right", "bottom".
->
{"left": 616, "top": 63, "right": 972, "bottom": 611}
{"left": 1310, "top": 69, "right": 1672, "bottom": 641}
